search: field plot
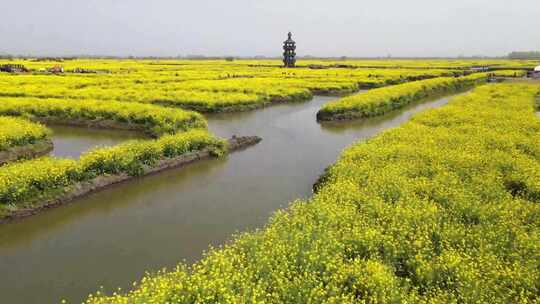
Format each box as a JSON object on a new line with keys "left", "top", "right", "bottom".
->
{"left": 0, "top": 117, "right": 52, "bottom": 164}
{"left": 0, "top": 59, "right": 468, "bottom": 112}
{"left": 317, "top": 73, "right": 488, "bottom": 120}
{"left": 0, "top": 81, "right": 230, "bottom": 219}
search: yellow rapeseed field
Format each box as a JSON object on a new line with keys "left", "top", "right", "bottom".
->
{"left": 85, "top": 83, "right": 540, "bottom": 304}
{"left": 0, "top": 116, "right": 50, "bottom": 151}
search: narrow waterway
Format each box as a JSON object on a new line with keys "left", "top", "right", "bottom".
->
{"left": 49, "top": 126, "right": 144, "bottom": 159}
{"left": 0, "top": 94, "right": 457, "bottom": 304}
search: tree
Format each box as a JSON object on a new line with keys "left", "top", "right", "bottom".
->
{"left": 508, "top": 51, "right": 540, "bottom": 59}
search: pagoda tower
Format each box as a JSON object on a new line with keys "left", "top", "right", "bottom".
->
{"left": 283, "top": 32, "right": 296, "bottom": 68}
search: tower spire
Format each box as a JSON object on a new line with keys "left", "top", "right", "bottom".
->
{"left": 283, "top": 32, "right": 296, "bottom": 68}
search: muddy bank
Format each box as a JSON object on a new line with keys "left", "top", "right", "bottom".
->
{"left": 0, "top": 139, "right": 53, "bottom": 165}
{"left": 35, "top": 118, "right": 150, "bottom": 135}
{"left": 159, "top": 87, "right": 363, "bottom": 114}
{"left": 311, "top": 89, "right": 358, "bottom": 96}
{"left": 160, "top": 94, "right": 314, "bottom": 114}
{"left": 0, "top": 135, "right": 261, "bottom": 224}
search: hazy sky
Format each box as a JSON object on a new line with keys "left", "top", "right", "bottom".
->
{"left": 1, "top": 0, "right": 539, "bottom": 57}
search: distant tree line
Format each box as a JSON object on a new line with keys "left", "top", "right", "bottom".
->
{"left": 508, "top": 51, "right": 540, "bottom": 59}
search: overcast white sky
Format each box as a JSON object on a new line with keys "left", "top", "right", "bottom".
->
{"left": 1, "top": 0, "right": 538, "bottom": 57}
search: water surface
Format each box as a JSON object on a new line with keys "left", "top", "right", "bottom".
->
{"left": 49, "top": 126, "right": 144, "bottom": 159}
{"left": 0, "top": 94, "right": 456, "bottom": 304}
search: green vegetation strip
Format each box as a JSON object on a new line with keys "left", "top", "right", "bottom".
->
{"left": 86, "top": 83, "right": 539, "bottom": 303}
{"left": 0, "top": 97, "right": 206, "bottom": 136}
{"left": 0, "top": 130, "right": 226, "bottom": 219}
{"left": 317, "top": 73, "right": 488, "bottom": 121}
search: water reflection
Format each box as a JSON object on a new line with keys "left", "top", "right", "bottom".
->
{"left": 49, "top": 125, "right": 144, "bottom": 159}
